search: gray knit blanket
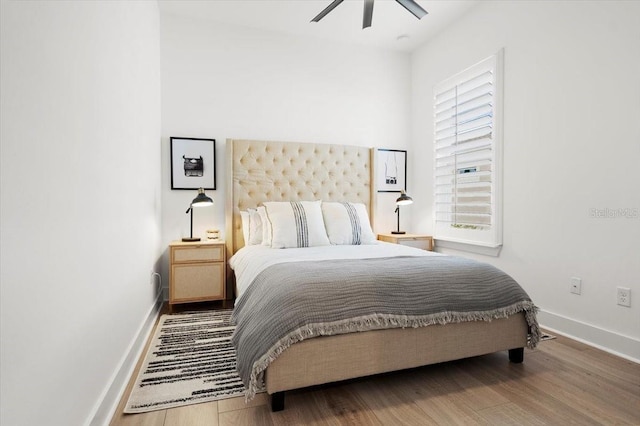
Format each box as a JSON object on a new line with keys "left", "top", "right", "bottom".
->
{"left": 231, "top": 255, "right": 539, "bottom": 399}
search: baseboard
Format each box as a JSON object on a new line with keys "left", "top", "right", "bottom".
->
{"left": 87, "top": 295, "right": 164, "bottom": 426}
{"left": 538, "top": 309, "right": 640, "bottom": 363}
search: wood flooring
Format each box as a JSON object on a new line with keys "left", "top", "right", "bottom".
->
{"left": 110, "top": 306, "right": 640, "bottom": 425}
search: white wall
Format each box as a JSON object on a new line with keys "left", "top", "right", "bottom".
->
{"left": 159, "top": 13, "right": 412, "bottom": 283}
{"left": 0, "top": 2, "right": 162, "bottom": 425}
{"left": 411, "top": 0, "right": 640, "bottom": 360}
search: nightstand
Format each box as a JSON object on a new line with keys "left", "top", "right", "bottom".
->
{"left": 169, "top": 240, "right": 226, "bottom": 306}
{"left": 377, "top": 233, "right": 433, "bottom": 251}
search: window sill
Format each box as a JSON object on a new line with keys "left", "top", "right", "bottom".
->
{"left": 434, "top": 239, "right": 502, "bottom": 257}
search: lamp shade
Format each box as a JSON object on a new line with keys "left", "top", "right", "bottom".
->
{"left": 191, "top": 187, "right": 213, "bottom": 207}
{"left": 396, "top": 190, "right": 413, "bottom": 206}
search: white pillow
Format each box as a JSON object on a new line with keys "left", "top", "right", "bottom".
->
{"left": 262, "top": 201, "right": 330, "bottom": 248}
{"left": 240, "top": 211, "right": 250, "bottom": 245}
{"left": 247, "top": 208, "right": 263, "bottom": 245}
{"left": 321, "top": 202, "right": 377, "bottom": 245}
{"left": 258, "top": 206, "right": 272, "bottom": 246}
{"left": 239, "top": 209, "right": 263, "bottom": 245}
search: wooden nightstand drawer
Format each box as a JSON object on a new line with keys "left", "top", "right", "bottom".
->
{"left": 171, "top": 262, "right": 225, "bottom": 301}
{"left": 172, "top": 245, "right": 224, "bottom": 263}
{"left": 397, "top": 238, "right": 431, "bottom": 250}
{"left": 377, "top": 233, "right": 433, "bottom": 251}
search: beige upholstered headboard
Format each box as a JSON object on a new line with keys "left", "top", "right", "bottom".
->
{"left": 225, "top": 139, "right": 375, "bottom": 256}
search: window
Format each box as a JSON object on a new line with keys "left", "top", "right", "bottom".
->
{"left": 434, "top": 50, "right": 503, "bottom": 248}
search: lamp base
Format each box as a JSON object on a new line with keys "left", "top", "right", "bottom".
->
{"left": 391, "top": 231, "right": 406, "bottom": 234}
{"left": 181, "top": 237, "right": 201, "bottom": 242}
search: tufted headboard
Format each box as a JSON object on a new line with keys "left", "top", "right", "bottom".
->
{"left": 225, "top": 139, "right": 375, "bottom": 256}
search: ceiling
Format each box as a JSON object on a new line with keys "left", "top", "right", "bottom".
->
{"left": 158, "top": 0, "right": 479, "bottom": 53}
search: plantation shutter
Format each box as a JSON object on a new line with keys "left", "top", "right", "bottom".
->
{"left": 433, "top": 51, "right": 503, "bottom": 247}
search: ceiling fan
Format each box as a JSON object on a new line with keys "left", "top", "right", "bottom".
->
{"left": 311, "top": 0, "right": 428, "bottom": 29}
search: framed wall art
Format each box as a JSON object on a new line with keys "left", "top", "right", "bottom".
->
{"left": 170, "top": 137, "right": 216, "bottom": 190}
{"left": 376, "top": 148, "right": 407, "bottom": 192}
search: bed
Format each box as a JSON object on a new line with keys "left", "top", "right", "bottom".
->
{"left": 225, "top": 139, "right": 539, "bottom": 411}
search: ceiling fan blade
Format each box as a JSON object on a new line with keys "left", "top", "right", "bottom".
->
{"left": 363, "top": 0, "right": 374, "bottom": 29}
{"left": 395, "top": 0, "right": 428, "bottom": 19}
{"left": 311, "top": 0, "right": 345, "bottom": 23}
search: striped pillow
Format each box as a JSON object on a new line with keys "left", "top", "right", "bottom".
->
{"left": 262, "top": 201, "right": 330, "bottom": 248}
{"left": 321, "top": 202, "right": 376, "bottom": 245}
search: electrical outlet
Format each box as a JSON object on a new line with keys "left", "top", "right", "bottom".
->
{"left": 570, "top": 277, "right": 582, "bottom": 295}
{"left": 617, "top": 287, "right": 631, "bottom": 307}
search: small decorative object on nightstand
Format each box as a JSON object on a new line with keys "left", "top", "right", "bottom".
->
{"left": 169, "top": 239, "right": 226, "bottom": 306}
{"left": 378, "top": 233, "right": 433, "bottom": 251}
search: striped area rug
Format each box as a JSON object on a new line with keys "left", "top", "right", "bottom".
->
{"left": 124, "top": 309, "right": 247, "bottom": 413}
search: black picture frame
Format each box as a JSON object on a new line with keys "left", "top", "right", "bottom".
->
{"left": 377, "top": 148, "right": 407, "bottom": 192}
{"left": 170, "top": 137, "right": 216, "bottom": 190}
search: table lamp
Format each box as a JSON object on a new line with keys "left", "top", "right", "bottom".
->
{"left": 392, "top": 190, "right": 413, "bottom": 234}
{"left": 182, "top": 188, "right": 213, "bottom": 242}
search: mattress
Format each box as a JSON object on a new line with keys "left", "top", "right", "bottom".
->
{"left": 229, "top": 241, "right": 440, "bottom": 301}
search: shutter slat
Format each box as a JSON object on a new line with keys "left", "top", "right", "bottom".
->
{"left": 435, "top": 93, "right": 492, "bottom": 122}
{"left": 456, "top": 94, "right": 493, "bottom": 116}
{"left": 457, "top": 82, "right": 492, "bottom": 105}
{"left": 435, "top": 105, "right": 492, "bottom": 133}
{"left": 458, "top": 70, "right": 493, "bottom": 93}
{"left": 435, "top": 194, "right": 492, "bottom": 204}
{"left": 456, "top": 148, "right": 492, "bottom": 165}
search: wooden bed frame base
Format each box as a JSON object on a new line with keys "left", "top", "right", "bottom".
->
{"left": 270, "top": 347, "right": 523, "bottom": 412}
{"left": 265, "top": 313, "right": 529, "bottom": 412}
